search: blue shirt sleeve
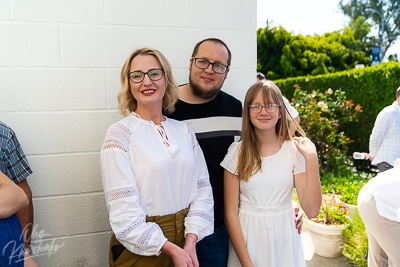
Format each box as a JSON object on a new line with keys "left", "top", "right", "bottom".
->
{"left": 0, "top": 124, "right": 32, "bottom": 184}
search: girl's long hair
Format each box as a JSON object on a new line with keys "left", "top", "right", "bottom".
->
{"left": 237, "top": 81, "right": 306, "bottom": 182}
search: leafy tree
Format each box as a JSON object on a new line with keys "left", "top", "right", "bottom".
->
{"left": 339, "top": 0, "right": 400, "bottom": 59}
{"left": 257, "top": 19, "right": 371, "bottom": 79}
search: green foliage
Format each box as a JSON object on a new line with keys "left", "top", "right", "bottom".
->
{"left": 388, "top": 54, "right": 398, "bottom": 62}
{"left": 339, "top": 0, "right": 400, "bottom": 59}
{"left": 276, "top": 62, "right": 400, "bottom": 171}
{"left": 292, "top": 87, "right": 362, "bottom": 174}
{"left": 257, "top": 19, "right": 371, "bottom": 80}
{"left": 342, "top": 211, "right": 368, "bottom": 266}
{"left": 320, "top": 173, "right": 370, "bottom": 205}
{"left": 312, "top": 195, "right": 350, "bottom": 225}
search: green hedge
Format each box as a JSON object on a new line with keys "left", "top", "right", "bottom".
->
{"left": 275, "top": 62, "right": 400, "bottom": 157}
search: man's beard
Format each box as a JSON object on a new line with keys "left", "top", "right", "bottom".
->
{"left": 189, "top": 72, "right": 225, "bottom": 100}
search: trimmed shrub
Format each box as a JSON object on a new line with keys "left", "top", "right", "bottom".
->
{"left": 276, "top": 62, "right": 400, "bottom": 171}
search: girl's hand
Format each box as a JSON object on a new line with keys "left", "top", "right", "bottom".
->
{"left": 293, "top": 137, "right": 317, "bottom": 159}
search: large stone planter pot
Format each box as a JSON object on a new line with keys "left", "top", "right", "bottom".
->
{"left": 306, "top": 217, "right": 345, "bottom": 258}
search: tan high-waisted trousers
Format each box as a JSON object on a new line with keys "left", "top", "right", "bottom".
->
{"left": 109, "top": 207, "right": 189, "bottom": 267}
{"left": 358, "top": 189, "right": 400, "bottom": 267}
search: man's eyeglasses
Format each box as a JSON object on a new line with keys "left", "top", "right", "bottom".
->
{"left": 249, "top": 104, "right": 279, "bottom": 113}
{"left": 192, "top": 57, "right": 228, "bottom": 74}
{"left": 128, "top": 69, "right": 164, "bottom": 83}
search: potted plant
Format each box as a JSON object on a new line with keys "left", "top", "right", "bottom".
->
{"left": 306, "top": 195, "right": 350, "bottom": 258}
{"left": 321, "top": 173, "right": 369, "bottom": 216}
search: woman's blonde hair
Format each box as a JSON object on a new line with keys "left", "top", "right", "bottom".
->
{"left": 118, "top": 48, "right": 178, "bottom": 116}
{"left": 237, "top": 81, "right": 306, "bottom": 182}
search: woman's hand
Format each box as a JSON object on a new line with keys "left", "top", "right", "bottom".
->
{"left": 293, "top": 137, "right": 317, "bottom": 159}
{"left": 183, "top": 233, "right": 199, "bottom": 267}
{"left": 161, "top": 241, "right": 193, "bottom": 267}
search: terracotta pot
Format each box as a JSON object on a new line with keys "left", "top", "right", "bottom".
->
{"left": 306, "top": 217, "right": 345, "bottom": 258}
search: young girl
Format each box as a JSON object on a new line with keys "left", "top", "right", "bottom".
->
{"left": 221, "top": 81, "right": 322, "bottom": 267}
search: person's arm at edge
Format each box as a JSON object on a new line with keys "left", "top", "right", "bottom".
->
{"left": 293, "top": 137, "right": 322, "bottom": 218}
{"left": 369, "top": 110, "right": 390, "bottom": 160}
{"left": 224, "top": 169, "right": 254, "bottom": 267}
{"left": 15, "top": 179, "right": 34, "bottom": 249}
{"left": 0, "top": 171, "right": 29, "bottom": 219}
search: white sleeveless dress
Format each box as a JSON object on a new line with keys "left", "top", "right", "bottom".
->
{"left": 220, "top": 140, "right": 307, "bottom": 267}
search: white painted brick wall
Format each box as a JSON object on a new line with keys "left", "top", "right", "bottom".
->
{"left": 16, "top": 69, "right": 107, "bottom": 111}
{"left": 0, "top": 23, "right": 60, "bottom": 67}
{"left": 0, "top": 69, "right": 14, "bottom": 111}
{"left": 0, "top": 0, "right": 257, "bottom": 265}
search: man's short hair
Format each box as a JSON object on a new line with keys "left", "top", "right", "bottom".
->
{"left": 397, "top": 86, "right": 400, "bottom": 99}
{"left": 257, "top": 72, "right": 266, "bottom": 81}
{"left": 191, "top": 38, "right": 231, "bottom": 67}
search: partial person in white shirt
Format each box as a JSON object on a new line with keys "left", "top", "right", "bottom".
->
{"left": 256, "top": 72, "right": 300, "bottom": 136}
{"left": 368, "top": 87, "right": 400, "bottom": 172}
{"left": 100, "top": 48, "right": 214, "bottom": 267}
{"left": 358, "top": 158, "right": 400, "bottom": 267}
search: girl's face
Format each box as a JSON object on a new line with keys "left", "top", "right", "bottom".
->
{"left": 249, "top": 90, "right": 281, "bottom": 134}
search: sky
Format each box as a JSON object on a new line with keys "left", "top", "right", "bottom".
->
{"left": 257, "top": 0, "right": 399, "bottom": 61}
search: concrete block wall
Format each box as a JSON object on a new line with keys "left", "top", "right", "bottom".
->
{"left": 0, "top": 0, "right": 257, "bottom": 266}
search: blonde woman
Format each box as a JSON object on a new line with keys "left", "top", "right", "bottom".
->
{"left": 222, "top": 81, "right": 322, "bottom": 266}
{"left": 100, "top": 48, "right": 214, "bottom": 267}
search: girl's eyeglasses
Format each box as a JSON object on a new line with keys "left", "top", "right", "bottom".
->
{"left": 249, "top": 104, "right": 279, "bottom": 113}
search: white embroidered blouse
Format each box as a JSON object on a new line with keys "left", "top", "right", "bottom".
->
{"left": 100, "top": 112, "right": 214, "bottom": 256}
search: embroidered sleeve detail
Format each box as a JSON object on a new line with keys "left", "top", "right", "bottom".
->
{"left": 187, "top": 211, "right": 213, "bottom": 223}
{"left": 105, "top": 187, "right": 138, "bottom": 203}
{"left": 102, "top": 123, "right": 132, "bottom": 153}
{"left": 187, "top": 124, "right": 199, "bottom": 149}
{"left": 133, "top": 247, "right": 144, "bottom": 255}
{"left": 116, "top": 218, "right": 145, "bottom": 239}
{"left": 136, "top": 224, "right": 158, "bottom": 248}
{"left": 197, "top": 179, "right": 211, "bottom": 189}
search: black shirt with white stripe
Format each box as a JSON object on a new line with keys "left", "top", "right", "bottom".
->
{"left": 169, "top": 90, "right": 242, "bottom": 229}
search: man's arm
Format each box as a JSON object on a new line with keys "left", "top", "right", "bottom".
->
{"left": 15, "top": 179, "right": 34, "bottom": 249}
{"left": 369, "top": 110, "right": 391, "bottom": 158}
